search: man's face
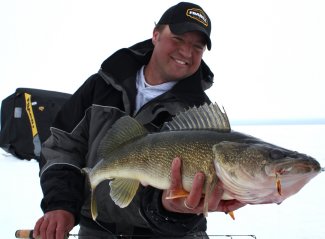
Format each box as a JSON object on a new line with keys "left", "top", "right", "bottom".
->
{"left": 151, "top": 25, "right": 206, "bottom": 83}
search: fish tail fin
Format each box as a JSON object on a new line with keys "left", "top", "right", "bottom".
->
{"left": 82, "top": 167, "right": 99, "bottom": 220}
{"left": 91, "top": 191, "right": 98, "bottom": 220}
{"left": 109, "top": 178, "right": 140, "bottom": 208}
{"left": 82, "top": 167, "right": 91, "bottom": 182}
{"left": 82, "top": 167, "right": 92, "bottom": 174}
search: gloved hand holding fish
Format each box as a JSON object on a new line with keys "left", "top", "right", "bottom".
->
{"left": 83, "top": 103, "right": 322, "bottom": 220}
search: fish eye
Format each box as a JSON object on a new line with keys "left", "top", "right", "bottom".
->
{"left": 270, "top": 149, "right": 286, "bottom": 160}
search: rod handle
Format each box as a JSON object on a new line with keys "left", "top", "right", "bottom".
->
{"left": 15, "top": 230, "right": 36, "bottom": 239}
{"left": 15, "top": 230, "right": 69, "bottom": 239}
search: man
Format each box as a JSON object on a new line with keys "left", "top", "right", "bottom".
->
{"left": 33, "top": 2, "right": 244, "bottom": 238}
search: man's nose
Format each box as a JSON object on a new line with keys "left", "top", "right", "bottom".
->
{"left": 178, "top": 43, "right": 192, "bottom": 58}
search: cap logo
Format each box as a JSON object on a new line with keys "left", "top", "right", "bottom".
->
{"left": 186, "top": 8, "right": 208, "bottom": 27}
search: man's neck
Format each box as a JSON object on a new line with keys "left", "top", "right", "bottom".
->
{"left": 144, "top": 62, "right": 166, "bottom": 86}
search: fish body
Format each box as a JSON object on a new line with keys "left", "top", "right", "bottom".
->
{"left": 85, "top": 103, "right": 321, "bottom": 219}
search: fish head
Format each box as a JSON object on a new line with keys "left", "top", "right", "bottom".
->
{"left": 213, "top": 141, "right": 321, "bottom": 205}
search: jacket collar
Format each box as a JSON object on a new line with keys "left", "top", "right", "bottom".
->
{"left": 99, "top": 39, "right": 214, "bottom": 115}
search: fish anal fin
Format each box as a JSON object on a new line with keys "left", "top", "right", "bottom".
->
{"left": 165, "top": 188, "right": 189, "bottom": 199}
{"left": 109, "top": 178, "right": 140, "bottom": 208}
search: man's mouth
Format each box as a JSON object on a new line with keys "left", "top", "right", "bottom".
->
{"left": 174, "top": 58, "right": 188, "bottom": 65}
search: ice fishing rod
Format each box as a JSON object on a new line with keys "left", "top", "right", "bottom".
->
{"left": 15, "top": 229, "right": 257, "bottom": 238}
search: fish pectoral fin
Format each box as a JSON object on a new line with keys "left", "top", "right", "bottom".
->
{"left": 165, "top": 188, "right": 189, "bottom": 199}
{"left": 109, "top": 178, "right": 140, "bottom": 208}
{"left": 201, "top": 177, "right": 219, "bottom": 217}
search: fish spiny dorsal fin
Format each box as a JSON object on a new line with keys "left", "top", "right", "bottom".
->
{"left": 163, "top": 103, "right": 231, "bottom": 132}
{"left": 97, "top": 116, "right": 148, "bottom": 159}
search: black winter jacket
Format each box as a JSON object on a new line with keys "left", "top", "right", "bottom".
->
{"left": 39, "top": 39, "right": 214, "bottom": 237}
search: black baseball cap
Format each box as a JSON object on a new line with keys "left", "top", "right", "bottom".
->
{"left": 157, "top": 2, "right": 212, "bottom": 50}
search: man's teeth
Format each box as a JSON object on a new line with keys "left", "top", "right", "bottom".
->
{"left": 175, "top": 59, "right": 186, "bottom": 65}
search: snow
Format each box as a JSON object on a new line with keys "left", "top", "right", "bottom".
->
{"left": 0, "top": 152, "right": 44, "bottom": 237}
{"left": 0, "top": 150, "right": 79, "bottom": 238}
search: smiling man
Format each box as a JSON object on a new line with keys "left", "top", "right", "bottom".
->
{"left": 146, "top": 2, "right": 211, "bottom": 85}
{"left": 33, "top": 2, "right": 245, "bottom": 239}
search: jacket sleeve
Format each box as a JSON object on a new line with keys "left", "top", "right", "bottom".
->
{"left": 40, "top": 164, "right": 85, "bottom": 224}
{"left": 140, "top": 187, "right": 207, "bottom": 236}
{"left": 39, "top": 76, "right": 98, "bottom": 223}
{"left": 39, "top": 113, "right": 90, "bottom": 224}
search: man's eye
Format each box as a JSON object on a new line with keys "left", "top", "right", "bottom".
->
{"left": 194, "top": 44, "right": 205, "bottom": 50}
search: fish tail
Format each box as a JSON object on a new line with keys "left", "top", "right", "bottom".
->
{"left": 82, "top": 167, "right": 99, "bottom": 220}
{"left": 91, "top": 191, "right": 98, "bottom": 220}
{"left": 81, "top": 167, "right": 92, "bottom": 187}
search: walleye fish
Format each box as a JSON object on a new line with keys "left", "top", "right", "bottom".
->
{"left": 84, "top": 103, "right": 322, "bottom": 220}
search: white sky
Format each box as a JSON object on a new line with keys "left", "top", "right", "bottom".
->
{"left": 1, "top": 0, "right": 325, "bottom": 122}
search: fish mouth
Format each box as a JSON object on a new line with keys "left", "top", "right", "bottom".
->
{"left": 265, "top": 157, "right": 321, "bottom": 177}
{"left": 261, "top": 157, "right": 321, "bottom": 202}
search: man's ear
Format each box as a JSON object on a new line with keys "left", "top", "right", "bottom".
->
{"left": 152, "top": 30, "right": 159, "bottom": 46}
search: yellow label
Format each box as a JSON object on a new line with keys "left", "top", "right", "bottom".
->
{"left": 24, "top": 93, "right": 38, "bottom": 137}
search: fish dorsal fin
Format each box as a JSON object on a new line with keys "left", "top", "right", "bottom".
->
{"left": 97, "top": 116, "right": 148, "bottom": 158}
{"left": 163, "top": 103, "right": 231, "bottom": 132}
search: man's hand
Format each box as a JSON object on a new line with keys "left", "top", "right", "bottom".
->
{"left": 162, "top": 157, "right": 245, "bottom": 215}
{"left": 33, "top": 210, "right": 74, "bottom": 239}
